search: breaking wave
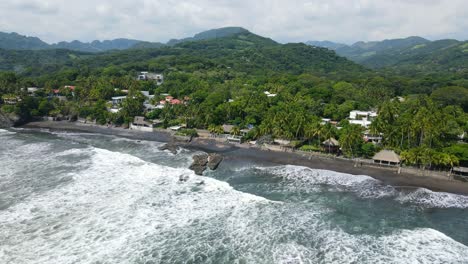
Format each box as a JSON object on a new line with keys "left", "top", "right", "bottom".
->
{"left": 252, "top": 165, "right": 468, "bottom": 208}
{"left": 1, "top": 132, "right": 468, "bottom": 263}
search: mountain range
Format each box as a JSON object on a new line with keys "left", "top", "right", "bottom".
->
{"left": 0, "top": 27, "right": 365, "bottom": 78}
{"left": 0, "top": 27, "right": 250, "bottom": 53}
{"left": 0, "top": 27, "right": 467, "bottom": 74}
{"left": 305, "top": 36, "right": 468, "bottom": 71}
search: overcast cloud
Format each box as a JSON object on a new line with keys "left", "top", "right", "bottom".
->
{"left": 0, "top": 0, "right": 466, "bottom": 44}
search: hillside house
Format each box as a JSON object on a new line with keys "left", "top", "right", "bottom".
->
{"left": 137, "top": 72, "right": 164, "bottom": 85}
{"left": 25, "top": 87, "right": 43, "bottom": 96}
{"left": 1, "top": 94, "right": 21, "bottom": 105}
{"left": 264, "top": 91, "right": 277, "bottom": 97}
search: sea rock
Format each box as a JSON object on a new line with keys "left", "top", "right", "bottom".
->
{"left": 189, "top": 154, "right": 209, "bottom": 175}
{"left": 207, "top": 153, "right": 223, "bottom": 170}
{"left": 188, "top": 153, "right": 224, "bottom": 175}
{"left": 0, "top": 111, "right": 22, "bottom": 128}
{"left": 158, "top": 142, "right": 178, "bottom": 154}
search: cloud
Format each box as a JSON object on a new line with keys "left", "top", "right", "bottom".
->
{"left": 0, "top": 0, "right": 466, "bottom": 44}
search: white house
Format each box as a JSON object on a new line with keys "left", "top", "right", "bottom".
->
{"left": 138, "top": 72, "right": 164, "bottom": 85}
{"left": 264, "top": 91, "right": 277, "bottom": 97}
{"left": 111, "top": 96, "right": 127, "bottom": 106}
{"left": 349, "top": 110, "right": 377, "bottom": 128}
{"left": 25, "top": 87, "right": 42, "bottom": 95}
{"left": 349, "top": 110, "right": 377, "bottom": 120}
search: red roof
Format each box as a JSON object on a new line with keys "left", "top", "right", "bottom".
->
{"left": 65, "top": 85, "right": 76, "bottom": 91}
{"left": 53, "top": 89, "right": 60, "bottom": 94}
{"left": 170, "top": 99, "right": 182, "bottom": 105}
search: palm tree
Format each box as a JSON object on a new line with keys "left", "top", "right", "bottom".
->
{"left": 231, "top": 126, "right": 241, "bottom": 136}
{"left": 339, "top": 124, "right": 364, "bottom": 157}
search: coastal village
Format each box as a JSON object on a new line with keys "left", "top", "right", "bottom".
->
{"left": 2, "top": 71, "right": 467, "bottom": 180}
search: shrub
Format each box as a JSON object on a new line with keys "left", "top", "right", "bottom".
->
{"left": 176, "top": 129, "right": 198, "bottom": 137}
{"left": 299, "top": 145, "right": 321, "bottom": 152}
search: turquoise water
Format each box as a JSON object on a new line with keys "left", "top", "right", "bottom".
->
{"left": 1, "top": 128, "right": 468, "bottom": 264}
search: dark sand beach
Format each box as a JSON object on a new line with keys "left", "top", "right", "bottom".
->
{"left": 21, "top": 121, "right": 468, "bottom": 195}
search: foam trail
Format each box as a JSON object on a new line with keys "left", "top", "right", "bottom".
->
{"left": 0, "top": 147, "right": 270, "bottom": 264}
{"left": 396, "top": 188, "right": 468, "bottom": 209}
{"left": 252, "top": 165, "right": 468, "bottom": 208}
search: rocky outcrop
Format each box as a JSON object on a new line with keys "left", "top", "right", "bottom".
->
{"left": 189, "top": 153, "right": 223, "bottom": 175}
{"left": 158, "top": 142, "right": 179, "bottom": 154}
{"left": 189, "top": 154, "right": 209, "bottom": 175}
{"left": 0, "top": 111, "right": 22, "bottom": 128}
{"left": 207, "top": 154, "right": 223, "bottom": 170}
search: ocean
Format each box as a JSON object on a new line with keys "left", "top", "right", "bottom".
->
{"left": 1, "top": 128, "right": 468, "bottom": 264}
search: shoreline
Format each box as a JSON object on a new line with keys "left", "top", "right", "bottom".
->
{"left": 19, "top": 121, "right": 468, "bottom": 195}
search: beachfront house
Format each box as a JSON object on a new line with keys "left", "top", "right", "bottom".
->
{"left": 137, "top": 72, "right": 164, "bottom": 85}
{"left": 130, "top": 116, "right": 154, "bottom": 132}
{"left": 349, "top": 110, "right": 377, "bottom": 128}
{"left": 169, "top": 125, "right": 186, "bottom": 131}
{"left": 372, "top": 150, "right": 401, "bottom": 166}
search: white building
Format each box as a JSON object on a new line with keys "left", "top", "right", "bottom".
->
{"left": 137, "top": 72, "right": 164, "bottom": 85}
{"left": 349, "top": 110, "right": 377, "bottom": 128}
{"left": 264, "top": 91, "right": 277, "bottom": 97}
{"left": 111, "top": 96, "right": 127, "bottom": 106}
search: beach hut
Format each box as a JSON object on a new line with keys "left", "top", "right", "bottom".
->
{"left": 322, "top": 138, "right": 340, "bottom": 153}
{"left": 372, "top": 150, "right": 400, "bottom": 166}
{"left": 222, "top": 124, "right": 234, "bottom": 134}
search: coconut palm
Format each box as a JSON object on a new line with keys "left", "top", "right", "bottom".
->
{"left": 231, "top": 126, "right": 241, "bottom": 136}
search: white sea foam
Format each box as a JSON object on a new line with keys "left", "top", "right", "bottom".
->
{"left": 0, "top": 146, "right": 270, "bottom": 264}
{"left": 1, "top": 141, "right": 468, "bottom": 263}
{"left": 0, "top": 128, "right": 16, "bottom": 135}
{"left": 253, "top": 165, "right": 468, "bottom": 208}
{"left": 396, "top": 188, "right": 468, "bottom": 209}
{"left": 255, "top": 165, "right": 397, "bottom": 199}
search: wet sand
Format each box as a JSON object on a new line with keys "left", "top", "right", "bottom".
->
{"left": 21, "top": 121, "right": 468, "bottom": 195}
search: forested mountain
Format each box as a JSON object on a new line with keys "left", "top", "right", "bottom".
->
{"left": 0, "top": 30, "right": 365, "bottom": 78}
{"left": 166, "top": 27, "right": 249, "bottom": 45}
{"left": 0, "top": 32, "right": 50, "bottom": 50}
{"left": 0, "top": 31, "right": 146, "bottom": 52}
{"left": 51, "top": 39, "right": 142, "bottom": 52}
{"left": 0, "top": 27, "right": 254, "bottom": 52}
{"left": 305, "top": 36, "right": 468, "bottom": 73}
{"left": 359, "top": 40, "right": 468, "bottom": 72}
{"left": 0, "top": 49, "right": 90, "bottom": 75}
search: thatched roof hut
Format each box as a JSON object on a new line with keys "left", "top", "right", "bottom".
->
{"left": 373, "top": 150, "right": 400, "bottom": 165}
{"left": 222, "top": 124, "right": 234, "bottom": 134}
{"left": 322, "top": 138, "right": 340, "bottom": 147}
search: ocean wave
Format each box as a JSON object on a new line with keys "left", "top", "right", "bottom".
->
{"left": 250, "top": 165, "right": 468, "bottom": 208}
{"left": 0, "top": 146, "right": 273, "bottom": 264}
{"left": 0, "top": 128, "right": 16, "bottom": 135}
{"left": 396, "top": 188, "right": 468, "bottom": 209}
{"left": 314, "top": 227, "right": 468, "bottom": 264}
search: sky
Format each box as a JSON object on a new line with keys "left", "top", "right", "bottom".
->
{"left": 0, "top": 0, "right": 467, "bottom": 44}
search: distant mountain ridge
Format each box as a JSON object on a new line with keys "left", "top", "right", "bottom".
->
{"left": 0, "top": 27, "right": 253, "bottom": 53}
{"left": 167, "top": 27, "right": 249, "bottom": 45}
{"left": 51, "top": 39, "right": 143, "bottom": 52}
{"left": 0, "top": 32, "right": 50, "bottom": 50}
{"left": 305, "top": 36, "right": 467, "bottom": 71}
